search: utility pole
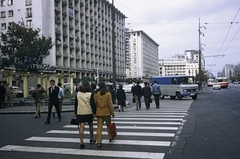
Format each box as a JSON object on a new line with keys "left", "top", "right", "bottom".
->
{"left": 198, "top": 18, "right": 206, "bottom": 91}
{"left": 111, "top": 0, "right": 116, "bottom": 88}
{"left": 198, "top": 18, "right": 202, "bottom": 91}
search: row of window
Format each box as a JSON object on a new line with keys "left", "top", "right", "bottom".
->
{"left": 0, "top": 0, "right": 13, "bottom": 7}
{"left": 1, "top": 8, "right": 32, "bottom": 18}
{"left": 1, "top": 20, "right": 32, "bottom": 30}
{"left": 1, "top": 0, "right": 32, "bottom": 7}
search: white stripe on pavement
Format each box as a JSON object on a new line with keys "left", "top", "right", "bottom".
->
{"left": 121, "top": 113, "right": 187, "bottom": 115}
{"left": 46, "top": 130, "right": 175, "bottom": 137}
{"left": 0, "top": 145, "right": 165, "bottom": 159}
{"left": 26, "top": 137, "right": 171, "bottom": 146}
{"left": 109, "top": 118, "right": 184, "bottom": 121}
{"left": 106, "top": 121, "right": 182, "bottom": 125}
{"left": 115, "top": 115, "right": 185, "bottom": 118}
{"left": 64, "top": 125, "right": 179, "bottom": 130}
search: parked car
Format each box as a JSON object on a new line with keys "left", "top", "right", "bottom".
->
{"left": 12, "top": 86, "right": 23, "bottom": 97}
{"left": 213, "top": 83, "right": 221, "bottom": 90}
{"left": 123, "top": 84, "right": 133, "bottom": 93}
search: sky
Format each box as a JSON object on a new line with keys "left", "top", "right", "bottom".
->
{"left": 113, "top": 0, "right": 240, "bottom": 76}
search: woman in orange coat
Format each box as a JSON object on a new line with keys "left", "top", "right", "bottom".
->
{"left": 94, "top": 82, "right": 115, "bottom": 148}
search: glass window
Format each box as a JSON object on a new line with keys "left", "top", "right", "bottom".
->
{"left": 25, "top": 0, "right": 32, "bottom": 6}
{"left": 8, "top": 10, "right": 13, "bottom": 17}
{"left": 26, "top": 8, "right": 32, "bottom": 17}
{"left": 1, "top": 0, "right": 5, "bottom": 7}
{"left": 1, "top": 23, "right": 6, "bottom": 30}
{"left": 26, "top": 20, "right": 32, "bottom": 28}
{"left": 8, "top": 0, "right": 12, "bottom": 5}
{"left": 1, "top": 11, "right": 6, "bottom": 18}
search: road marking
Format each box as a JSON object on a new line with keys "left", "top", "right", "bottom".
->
{"left": 64, "top": 125, "right": 179, "bottom": 130}
{"left": 122, "top": 112, "right": 187, "bottom": 115}
{"left": 0, "top": 145, "right": 165, "bottom": 159}
{"left": 115, "top": 115, "right": 185, "bottom": 118}
{"left": 47, "top": 130, "right": 175, "bottom": 137}
{"left": 109, "top": 117, "right": 184, "bottom": 121}
{"left": 105, "top": 121, "right": 182, "bottom": 125}
{"left": 26, "top": 137, "right": 171, "bottom": 146}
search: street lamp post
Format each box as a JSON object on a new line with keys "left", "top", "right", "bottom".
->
{"left": 198, "top": 18, "right": 206, "bottom": 91}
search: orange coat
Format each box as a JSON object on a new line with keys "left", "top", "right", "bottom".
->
{"left": 94, "top": 91, "right": 114, "bottom": 117}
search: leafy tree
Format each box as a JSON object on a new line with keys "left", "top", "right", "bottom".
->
{"left": 0, "top": 22, "right": 53, "bottom": 68}
{"left": 73, "top": 77, "right": 81, "bottom": 85}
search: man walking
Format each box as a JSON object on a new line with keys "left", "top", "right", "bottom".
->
{"left": 53, "top": 83, "right": 64, "bottom": 118}
{"left": 31, "top": 84, "right": 45, "bottom": 118}
{"left": 142, "top": 82, "right": 151, "bottom": 110}
{"left": 5, "top": 83, "right": 13, "bottom": 107}
{"left": 133, "top": 81, "right": 142, "bottom": 110}
{"left": 152, "top": 81, "right": 162, "bottom": 109}
{"left": 44, "top": 80, "right": 61, "bottom": 124}
{"left": 0, "top": 82, "right": 6, "bottom": 109}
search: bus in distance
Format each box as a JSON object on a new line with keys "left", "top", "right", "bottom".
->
{"left": 216, "top": 77, "right": 228, "bottom": 88}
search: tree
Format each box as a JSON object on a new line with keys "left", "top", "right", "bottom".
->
{"left": 0, "top": 22, "right": 53, "bottom": 68}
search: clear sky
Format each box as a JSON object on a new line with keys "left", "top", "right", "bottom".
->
{"left": 113, "top": 0, "right": 240, "bottom": 76}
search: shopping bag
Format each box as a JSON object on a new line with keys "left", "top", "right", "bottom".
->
{"left": 110, "top": 122, "right": 117, "bottom": 138}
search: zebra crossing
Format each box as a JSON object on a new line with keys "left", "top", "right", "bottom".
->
{"left": 0, "top": 100, "right": 192, "bottom": 159}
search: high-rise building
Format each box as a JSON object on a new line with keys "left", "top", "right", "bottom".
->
{"left": 126, "top": 30, "right": 159, "bottom": 80}
{"left": 0, "top": 0, "right": 126, "bottom": 82}
{"left": 222, "top": 64, "right": 235, "bottom": 79}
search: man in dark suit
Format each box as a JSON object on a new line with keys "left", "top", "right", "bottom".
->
{"left": 0, "top": 82, "right": 6, "bottom": 109}
{"left": 133, "top": 81, "right": 142, "bottom": 110}
{"left": 44, "top": 80, "right": 61, "bottom": 124}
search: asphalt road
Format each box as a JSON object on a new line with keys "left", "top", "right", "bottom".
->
{"left": 0, "top": 85, "right": 240, "bottom": 159}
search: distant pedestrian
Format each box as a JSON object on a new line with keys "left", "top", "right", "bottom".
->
{"left": 74, "top": 82, "right": 96, "bottom": 149}
{"left": 53, "top": 83, "right": 64, "bottom": 118}
{"left": 131, "top": 83, "right": 135, "bottom": 97}
{"left": 108, "top": 85, "right": 116, "bottom": 104}
{"left": 0, "top": 82, "right": 6, "bottom": 109}
{"left": 116, "top": 84, "right": 126, "bottom": 112}
{"left": 142, "top": 82, "right": 151, "bottom": 110}
{"left": 152, "top": 81, "right": 162, "bottom": 109}
{"left": 5, "top": 83, "right": 13, "bottom": 107}
{"left": 44, "top": 80, "right": 61, "bottom": 124}
{"left": 94, "top": 82, "right": 115, "bottom": 148}
{"left": 133, "top": 81, "right": 142, "bottom": 110}
{"left": 31, "top": 84, "right": 46, "bottom": 118}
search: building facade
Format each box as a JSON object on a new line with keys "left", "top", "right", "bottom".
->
{"left": 0, "top": 0, "right": 126, "bottom": 86}
{"left": 222, "top": 64, "right": 235, "bottom": 79}
{"left": 159, "top": 50, "right": 205, "bottom": 77}
{"left": 126, "top": 30, "right": 159, "bottom": 80}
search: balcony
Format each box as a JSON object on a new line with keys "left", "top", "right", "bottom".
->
{"left": 63, "top": 53, "right": 68, "bottom": 58}
{"left": 63, "top": 42, "right": 68, "bottom": 48}
{"left": 63, "top": 0, "right": 67, "bottom": 6}
{"left": 62, "top": 11, "right": 67, "bottom": 17}
{"left": 56, "top": 51, "right": 62, "bottom": 57}
{"left": 55, "top": 6, "right": 61, "bottom": 13}
{"left": 70, "top": 44, "right": 74, "bottom": 50}
{"left": 56, "top": 40, "right": 62, "bottom": 46}
{"left": 55, "top": 17, "right": 61, "bottom": 24}
{"left": 70, "top": 54, "right": 75, "bottom": 59}
{"left": 69, "top": 34, "right": 74, "bottom": 39}
{"left": 81, "top": 56, "right": 86, "bottom": 61}
{"left": 55, "top": 28, "right": 61, "bottom": 35}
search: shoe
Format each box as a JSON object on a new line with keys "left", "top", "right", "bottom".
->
{"left": 52, "top": 113, "right": 55, "bottom": 118}
{"left": 119, "top": 109, "right": 120, "bottom": 112}
{"left": 80, "top": 143, "right": 85, "bottom": 149}
{"left": 35, "top": 116, "right": 38, "bottom": 118}
{"left": 109, "top": 138, "right": 114, "bottom": 142}
{"left": 90, "top": 139, "right": 96, "bottom": 144}
{"left": 98, "top": 143, "right": 102, "bottom": 148}
{"left": 44, "top": 121, "right": 50, "bottom": 124}
{"left": 136, "top": 107, "right": 138, "bottom": 110}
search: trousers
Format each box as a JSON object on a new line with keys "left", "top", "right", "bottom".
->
{"left": 96, "top": 116, "right": 112, "bottom": 144}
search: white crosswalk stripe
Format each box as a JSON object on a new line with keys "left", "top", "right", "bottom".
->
{"left": 0, "top": 103, "right": 192, "bottom": 159}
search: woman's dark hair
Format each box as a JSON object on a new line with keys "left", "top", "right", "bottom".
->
{"left": 96, "top": 82, "right": 108, "bottom": 95}
{"left": 91, "top": 83, "right": 96, "bottom": 91}
{"left": 119, "top": 84, "right": 123, "bottom": 89}
{"left": 79, "top": 82, "right": 91, "bottom": 93}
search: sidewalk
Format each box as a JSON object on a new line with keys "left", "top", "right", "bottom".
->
{"left": 0, "top": 99, "right": 120, "bottom": 114}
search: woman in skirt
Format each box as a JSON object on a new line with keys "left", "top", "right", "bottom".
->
{"left": 74, "top": 82, "right": 96, "bottom": 149}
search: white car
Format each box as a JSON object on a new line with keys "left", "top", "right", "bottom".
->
{"left": 213, "top": 83, "right": 221, "bottom": 90}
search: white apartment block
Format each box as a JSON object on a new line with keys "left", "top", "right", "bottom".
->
{"left": 126, "top": 30, "right": 159, "bottom": 80}
{"left": 222, "top": 64, "right": 235, "bottom": 79}
{"left": 0, "top": 0, "right": 126, "bottom": 81}
{"left": 159, "top": 50, "right": 205, "bottom": 76}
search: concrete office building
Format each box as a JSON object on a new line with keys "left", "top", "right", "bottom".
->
{"left": 126, "top": 30, "right": 159, "bottom": 80}
{"left": 1, "top": 0, "right": 126, "bottom": 88}
{"left": 159, "top": 50, "right": 205, "bottom": 77}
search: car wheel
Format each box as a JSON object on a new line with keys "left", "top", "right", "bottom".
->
{"left": 170, "top": 96, "right": 176, "bottom": 99}
{"left": 192, "top": 95, "right": 197, "bottom": 100}
{"left": 176, "top": 92, "right": 182, "bottom": 100}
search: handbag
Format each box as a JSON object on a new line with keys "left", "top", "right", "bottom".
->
{"left": 70, "top": 117, "right": 78, "bottom": 125}
{"left": 110, "top": 121, "right": 117, "bottom": 138}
